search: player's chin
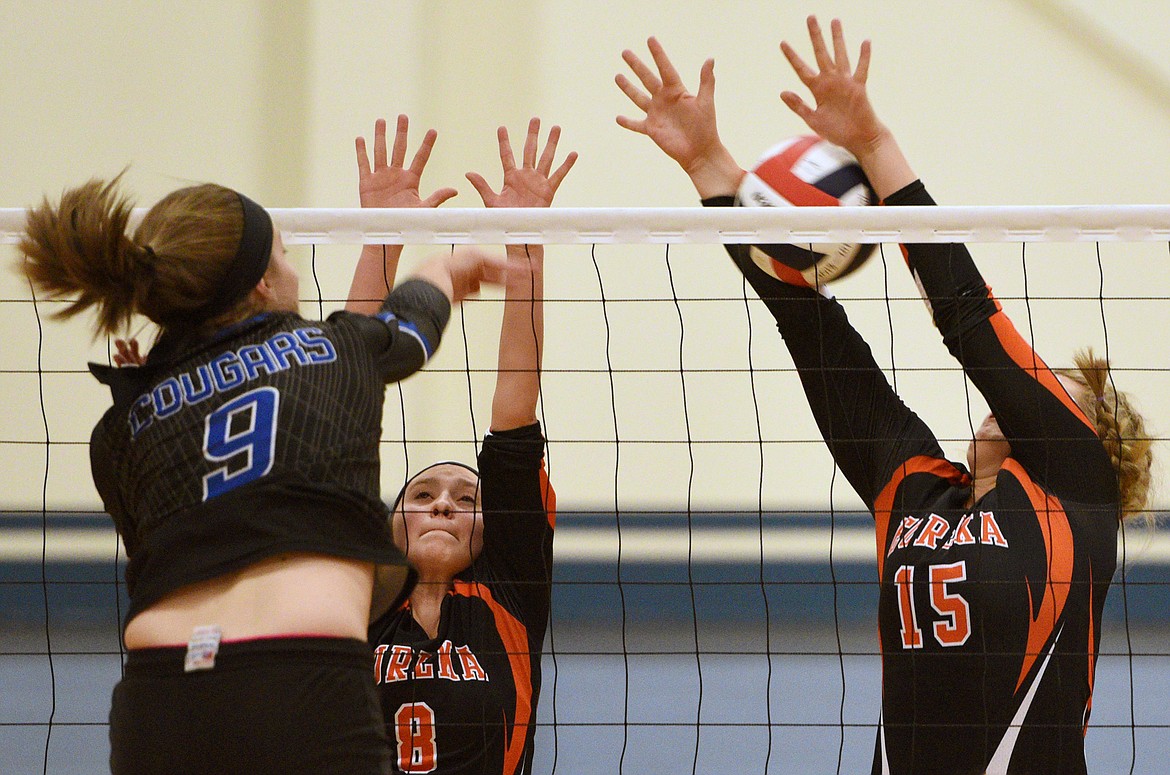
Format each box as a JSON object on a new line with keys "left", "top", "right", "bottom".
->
{"left": 418, "top": 528, "right": 465, "bottom": 545}
{"left": 409, "top": 534, "right": 472, "bottom": 568}
{"left": 967, "top": 437, "right": 1010, "bottom": 472}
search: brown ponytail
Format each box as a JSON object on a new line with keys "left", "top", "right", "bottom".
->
{"left": 18, "top": 176, "right": 253, "bottom": 337}
{"left": 20, "top": 175, "right": 140, "bottom": 336}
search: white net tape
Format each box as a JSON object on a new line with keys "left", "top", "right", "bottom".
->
{"left": 4, "top": 205, "right": 1170, "bottom": 245}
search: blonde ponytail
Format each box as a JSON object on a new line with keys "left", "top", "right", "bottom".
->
{"left": 1059, "top": 350, "right": 1154, "bottom": 523}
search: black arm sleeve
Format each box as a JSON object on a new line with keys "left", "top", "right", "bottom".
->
{"left": 330, "top": 278, "right": 452, "bottom": 384}
{"left": 475, "top": 422, "right": 554, "bottom": 623}
{"left": 886, "top": 181, "right": 1115, "bottom": 503}
{"left": 703, "top": 196, "right": 945, "bottom": 510}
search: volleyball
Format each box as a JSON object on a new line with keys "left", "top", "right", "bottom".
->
{"left": 735, "top": 135, "right": 877, "bottom": 288}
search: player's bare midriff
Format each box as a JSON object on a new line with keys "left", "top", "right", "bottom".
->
{"left": 122, "top": 553, "right": 377, "bottom": 649}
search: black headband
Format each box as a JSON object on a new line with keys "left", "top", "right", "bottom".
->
{"left": 184, "top": 191, "right": 274, "bottom": 325}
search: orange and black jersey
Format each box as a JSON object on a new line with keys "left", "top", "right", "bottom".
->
{"left": 89, "top": 278, "right": 450, "bottom": 627}
{"left": 369, "top": 423, "right": 555, "bottom": 775}
{"left": 708, "top": 181, "right": 1119, "bottom": 775}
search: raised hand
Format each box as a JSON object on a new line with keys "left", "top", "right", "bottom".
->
{"left": 410, "top": 247, "right": 511, "bottom": 306}
{"left": 615, "top": 37, "right": 742, "bottom": 198}
{"left": 779, "top": 16, "right": 914, "bottom": 199}
{"left": 113, "top": 338, "right": 144, "bottom": 367}
{"left": 779, "top": 16, "right": 882, "bottom": 159}
{"left": 466, "top": 118, "right": 577, "bottom": 209}
{"left": 355, "top": 115, "right": 457, "bottom": 210}
{"left": 347, "top": 115, "right": 458, "bottom": 314}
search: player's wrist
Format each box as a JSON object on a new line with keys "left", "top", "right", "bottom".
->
{"left": 685, "top": 147, "right": 745, "bottom": 199}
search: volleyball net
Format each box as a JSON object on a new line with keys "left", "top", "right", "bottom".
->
{"left": 1, "top": 205, "right": 1168, "bottom": 774}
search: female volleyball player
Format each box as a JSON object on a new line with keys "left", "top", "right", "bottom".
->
{"left": 364, "top": 117, "right": 574, "bottom": 775}
{"left": 18, "top": 127, "right": 507, "bottom": 774}
{"left": 616, "top": 17, "right": 1152, "bottom": 775}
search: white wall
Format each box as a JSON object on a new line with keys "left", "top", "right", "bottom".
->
{"left": 2, "top": 0, "right": 1168, "bottom": 515}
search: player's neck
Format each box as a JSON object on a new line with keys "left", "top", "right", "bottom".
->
{"left": 968, "top": 474, "right": 997, "bottom": 508}
{"left": 408, "top": 581, "right": 451, "bottom": 639}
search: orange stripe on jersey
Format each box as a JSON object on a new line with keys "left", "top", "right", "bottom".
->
{"left": 986, "top": 302, "right": 1094, "bottom": 431}
{"left": 451, "top": 580, "right": 533, "bottom": 775}
{"left": 1002, "top": 458, "right": 1074, "bottom": 694}
{"left": 872, "top": 455, "right": 969, "bottom": 582}
{"left": 1083, "top": 564, "right": 1096, "bottom": 737}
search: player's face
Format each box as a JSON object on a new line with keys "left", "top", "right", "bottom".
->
{"left": 393, "top": 465, "right": 484, "bottom": 580}
{"left": 260, "top": 230, "right": 300, "bottom": 313}
{"left": 966, "top": 374, "right": 1091, "bottom": 478}
{"left": 967, "top": 412, "right": 1010, "bottom": 479}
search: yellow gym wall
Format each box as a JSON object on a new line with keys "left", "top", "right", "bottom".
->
{"left": 1, "top": 0, "right": 1168, "bottom": 515}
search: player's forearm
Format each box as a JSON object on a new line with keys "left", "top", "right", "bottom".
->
{"left": 685, "top": 145, "right": 746, "bottom": 200}
{"left": 490, "top": 246, "right": 543, "bottom": 431}
{"left": 851, "top": 128, "right": 917, "bottom": 203}
{"left": 346, "top": 244, "right": 403, "bottom": 314}
{"left": 373, "top": 278, "right": 452, "bottom": 382}
{"left": 885, "top": 181, "right": 995, "bottom": 344}
{"left": 715, "top": 231, "right": 938, "bottom": 506}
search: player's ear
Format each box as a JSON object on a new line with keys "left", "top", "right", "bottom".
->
{"left": 251, "top": 275, "right": 275, "bottom": 304}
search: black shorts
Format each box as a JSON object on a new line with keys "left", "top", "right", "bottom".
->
{"left": 109, "top": 636, "right": 390, "bottom": 775}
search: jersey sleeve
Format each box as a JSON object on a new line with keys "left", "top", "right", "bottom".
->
{"left": 703, "top": 196, "right": 947, "bottom": 511}
{"left": 886, "top": 180, "right": 1116, "bottom": 504}
{"left": 473, "top": 422, "right": 555, "bottom": 627}
{"left": 329, "top": 277, "right": 452, "bottom": 383}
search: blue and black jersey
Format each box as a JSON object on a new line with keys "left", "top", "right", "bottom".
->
{"left": 90, "top": 278, "right": 450, "bottom": 627}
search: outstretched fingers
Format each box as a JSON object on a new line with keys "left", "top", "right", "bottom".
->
{"left": 806, "top": 15, "right": 834, "bottom": 73}
{"left": 497, "top": 124, "right": 517, "bottom": 173}
{"left": 467, "top": 119, "right": 576, "bottom": 207}
{"left": 388, "top": 114, "right": 408, "bottom": 168}
{"left": 356, "top": 114, "right": 458, "bottom": 209}
{"left": 830, "top": 18, "right": 852, "bottom": 74}
{"left": 547, "top": 148, "right": 578, "bottom": 194}
{"left": 464, "top": 170, "right": 494, "bottom": 202}
{"left": 614, "top": 75, "right": 649, "bottom": 134}
{"left": 614, "top": 72, "right": 652, "bottom": 113}
{"left": 779, "top": 90, "right": 813, "bottom": 123}
{"left": 354, "top": 116, "right": 392, "bottom": 178}
{"left": 621, "top": 45, "right": 662, "bottom": 95}
{"left": 522, "top": 117, "right": 540, "bottom": 169}
{"left": 536, "top": 124, "right": 560, "bottom": 175}
{"left": 794, "top": 16, "right": 866, "bottom": 81}
{"left": 854, "top": 38, "right": 872, "bottom": 84}
{"left": 407, "top": 127, "right": 438, "bottom": 177}
{"left": 780, "top": 39, "right": 817, "bottom": 87}
{"left": 696, "top": 57, "right": 716, "bottom": 103}
{"left": 354, "top": 134, "right": 371, "bottom": 176}
{"left": 646, "top": 36, "right": 682, "bottom": 87}
{"left": 419, "top": 184, "right": 458, "bottom": 209}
